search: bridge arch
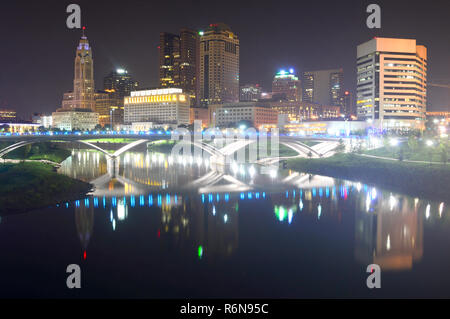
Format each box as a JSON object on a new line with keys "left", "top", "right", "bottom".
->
{"left": 0, "top": 139, "right": 150, "bottom": 159}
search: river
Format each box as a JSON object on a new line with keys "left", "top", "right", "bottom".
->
{"left": 0, "top": 149, "right": 449, "bottom": 298}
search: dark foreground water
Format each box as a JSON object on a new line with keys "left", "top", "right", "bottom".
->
{"left": 0, "top": 150, "right": 449, "bottom": 298}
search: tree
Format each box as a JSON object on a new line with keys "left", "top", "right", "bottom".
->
{"left": 38, "top": 126, "right": 48, "bottom": 133}
{"left": 407, "top": 135, "right": 418, "bottom": 154}
{"left": 440, "top": 143, "right": 448, "bottom": 165}
{"left": 335, "top": 138, "right": 346, "bottom": 154}
{"left": 0, "top": 124, "right": 10, "bottom": 132}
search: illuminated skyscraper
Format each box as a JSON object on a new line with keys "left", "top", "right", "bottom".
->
{"left": 302, "top": 69, "right": 343, "bottom": 107}
{"left": 179, "top": 28, "right": 199, "bottom": 106}
{"left": 159, "top": 33, "right": 180, "bottom": 88}
{"left": 272, "top": 69, "right": 301, "bottom": 102}
{"left": 103, "top": 69, "right": 138, "bottom": 100}
{"left": 199, "top": 23, "right": 239, "bottom": 105}
{"left": 159, "top": 29, "right": 199, "bottom": 106}
{"left": 240, "top": 84, "right": 262, "bottom": 102}
{"left": 62, "top": 28, "right": 95, "bottom": 111}
{"left": 357, "top": 37, "right": 427, "bottom": 130}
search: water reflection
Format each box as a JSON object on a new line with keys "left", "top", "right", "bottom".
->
{"left": 56, "top": 149, "right": 450, "bottom": 272}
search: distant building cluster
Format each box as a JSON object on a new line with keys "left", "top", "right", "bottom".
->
{"left": 1, "top": 24, "right": 433, "bottom": 134}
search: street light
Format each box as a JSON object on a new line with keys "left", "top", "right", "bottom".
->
{"left": 390, "top": 138, "right": 399, "bottom": 147}
{"left": 426, "top": 140, "right": 434, "bottom": 165}
{"left": 110, "top": 108, "right": 115, "bottom": 131}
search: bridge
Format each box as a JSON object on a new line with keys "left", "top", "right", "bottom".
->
{"left": 0, "top": 132, "right": 343, "bottom": 165}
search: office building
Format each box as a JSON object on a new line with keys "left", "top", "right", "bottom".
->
{"left": 302, "top": 69, "right": 344, "bottom": 107}
{"left": 159, "top": 29, "right": 199, "bottom": 106}
{"left": 159, "top": 33, "right": 181, "bottom": 88}
{"left": 31, "top": 113, "right": 53, "bottom": 128}
{"left": 357, "top": 37, "right": 427, "bottom": 130}
{"left": 100, "top": 69, "right": 138, "bottom": 128}
{"left": 190, "top": 107, "right": 210, "bottom": 127}
{"left": 240, "top": 84, "right": 262, "bottom": 102}
{"left": 199, "top": 23, "right": 239, "bottom": 105}
{"left": 272, "top": 69, "right": 301, "bottom": 102}
{"left": 341, "top": 91, "right": 354, "bottom": 117}
{"left": 94, "top": 91, "right": 123, "bottom": 128}
{"left": 0, "top": 109, "right": 17, "bottom": 123}
{"left": 52, "top": 108, "right": 99, "bottom": 131}
{"left": 268, "top": 101, "right": 340, "bottom": 123}
{"left": 103, "top": 69, "right": 138, "bottom": 100}
{"left": 179, "top": 28, "right": 199, "bottom": 106}
{"left": 210, "top": 102, "right": 278, "bottom": 129}
{"left": 124, "top": 88, "right": 190, "bottom": 126}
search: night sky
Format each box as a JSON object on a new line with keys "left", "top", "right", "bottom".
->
{"left": 1, "top": 0, "right": 449, "bottom": 118}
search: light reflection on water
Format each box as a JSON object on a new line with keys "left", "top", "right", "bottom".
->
{"left": 0, "top": 149, "right": 449, "bottom": 298}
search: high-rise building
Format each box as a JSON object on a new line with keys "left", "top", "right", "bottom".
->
{"left": 272, "top": 69, "right": 301, "bottom": 102}
{"left": 179, "top": 28, "right": 199, "bottom": 106}
{"left": 0, "top": 109, "right": 17, "bottom": 123}
{"left": 159, "top": 29, "right": 199, "bottom": 106}
{"left": 103, "top": 69, "right": 138, "bottom": 100}
{"left": 240, "top": 84, "right": 262, "bottom": 102}
{"left": 199, "top": 23, "right": 239, "bottom": 106}
{"left": 101, "top": 69, "right": 138, "bottom": 127}
{"left": 302, "top": 69, "right": 344, "bottom": 107}
{"left": 124, "top": 88, "right": 190, "bottom": 126}
{"left": 159, "top": 33, "right": 180, "bottom": 88}
{"left": 340, "top": 91, "right": 354, "bottom": 117}
{"left": 94, "top": 91, "right": 122, "bottom": 128}
{"left": 357, "top": 37, "right": 427, "bottom": 130}
{"left": 62, "top": 28, "right": 95, "bottom": 111}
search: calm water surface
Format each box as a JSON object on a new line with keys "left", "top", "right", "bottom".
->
{"left": 0, "top": 149, "right": 449, "bottom": 298}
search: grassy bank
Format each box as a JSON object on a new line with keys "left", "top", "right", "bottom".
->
{"left": 0, "top": 162, "right": 92, "bottom": 215}
{"left": 0, "top": 142, "right": 71, "bottom": 163}
{"left": 363, "top": 146, "right": 446, "bottom": 163}
{"left": 84, "top": 138, "right": 138, "bottom": 143}
{"left": 287, "top": 154, "right": 450, "bottom": 201}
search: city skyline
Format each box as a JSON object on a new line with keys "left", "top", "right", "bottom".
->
{"left": 1, "top": 0, "right": 450, "bottom": 118}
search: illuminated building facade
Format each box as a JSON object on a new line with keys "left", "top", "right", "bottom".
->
{"left": 0, "top": 109, "right": 17, "bottom": 122}
{"left": 302, "top": 68, "right": 344, "bottom": 108}
{"left": 272, "top": 69, "right": 301, "bottom": 102}
{"left": 52, "top": 108, "right": 99, "bottom": 131}
{"left": 103, "top": 69, "right": 138, "bottom": 100}
{"left": 268, "top": 101, "right": 340, "bottom": 124}
{"left": 189, "top": 107, "right": 210, "bottom": 127}
{"left": 211, "top": 102, "right": 278, "bottom": 129}
{"left": 94, "top": 91, "right": 123, "bottom": 128}
{"left": 159, "top": 33, "right": 181, "bottom": 88}
{"left": 159, "top": 29, "right": 199, "bottom": 106}
{"left": 283, "top": 120, "right": 368, "bottom": 136}
{"left": 179, "top": 28, "right": 199, "bottom": 106}
{"left": 199, "top": 23, "right": 239, "bottom": 105}
{"left": 340, "top": 91, "right": 354, "bottom": 117}
{"left": 62, "top": 29, "right": 95, "bottom": 111}
{"left": 240, "top": 84, "right": 262, "bottom": 102}
{"left": 124, "top": 88, "right": 190, "bottom": 125}
{"left": 31, "top": 113, "right": 52, "bottom": 128}
{"left": 357, "top": 37, "right": 427, "bottom": 130}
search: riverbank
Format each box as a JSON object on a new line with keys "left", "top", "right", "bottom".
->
{"left": 0, "top": 141, "right": 72, "bottom": 163}
{"left": 0, "top": 162, "right": 92, "bottom": 215}
{"left": 287, "top": 153, "right": 450, "bottom": 201}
